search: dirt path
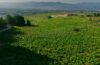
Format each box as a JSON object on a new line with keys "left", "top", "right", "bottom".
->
{"left": 0, "top": 26, "right": 12, "bottom": 33}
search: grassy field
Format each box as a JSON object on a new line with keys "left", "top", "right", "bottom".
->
{"left": 0, "top": 14, "right": 100, "bottom": 65}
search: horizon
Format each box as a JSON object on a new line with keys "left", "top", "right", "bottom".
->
{"left": 0, "top": 1, "right": 100, "bottom": 4}
{"left": 0, "top": 0, "right": 100, "bottom": 4}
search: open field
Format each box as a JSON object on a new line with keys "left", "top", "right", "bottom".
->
{"left": 0, "top": 14, "right": 100, "bottom": 65}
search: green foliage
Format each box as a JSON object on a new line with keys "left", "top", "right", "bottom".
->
{"left": 0, "top": 14, "right": 100, "bottom": 65}
{"left": 5, "top": 15, "right": 26, "bottom": 26}
{"left": 26, "top": 20, "right": 31, "bottom": 26}
{"left": 48, "top": 16, "right": 52, "bottom": 19}
{"left": 6, "top": 15, "right": 26, "bottom": 26}
{"left": 86, "top": 14, "right": 93, "bottom": 17}
{"left": 94, "top": 12, "right": 100, "bottom": 17}
{"left": 73, "top": 28, "right": 81, "bottom": 32}
{"left": 14, "top": 15, "right": 26, "bottom": 26}
{"left": 87, "top": 12, "right": 100, "bottom": 17}
{"left": 0, "top": 17, "right": 7, "bottom": 26}
{"left": 6, "top": 15, "right": 16, "bottom": 26}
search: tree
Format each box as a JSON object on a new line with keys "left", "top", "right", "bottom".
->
{"left": 6, "top": 15, "right": 16, "bottom": 26}
{"left": 14, "top": 15, "right": 26, "bottom": 26}
{"left": 94, "top": 12, "right": 100, "bottom": 17}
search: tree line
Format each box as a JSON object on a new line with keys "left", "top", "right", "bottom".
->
{"left": 87, "top": 12, "right": 100, "bottom": 17}
{"left": 0, "top": 15, "right": 31, "bottom": 27}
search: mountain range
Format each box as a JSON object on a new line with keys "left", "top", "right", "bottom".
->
{"left": 0, "top": 2, "right": 100, "bottom": 10}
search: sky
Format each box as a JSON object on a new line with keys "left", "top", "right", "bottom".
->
{"left": 0, "top": 0, "right": 100, "bottom": 3}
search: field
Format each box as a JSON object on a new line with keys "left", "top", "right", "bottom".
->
{"left": 0, "top": 14, "right": 100, "bottom": 65}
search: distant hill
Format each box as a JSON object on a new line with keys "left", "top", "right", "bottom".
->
{"left": 76, "top": 2, "right": 100, "bottom": 10}
{"left": 0, "top": 2, "right": 100, "bottom": 10}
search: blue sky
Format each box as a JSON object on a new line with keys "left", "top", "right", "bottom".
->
{"left": 0, "top": 0, "right": 100, "bottom": 3}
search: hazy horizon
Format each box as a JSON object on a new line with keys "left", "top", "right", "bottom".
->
{"left": 0, "top": 0, "right": 100, "bottom": 4}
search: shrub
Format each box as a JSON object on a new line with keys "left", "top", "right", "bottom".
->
{"left": 26, "top": 20, "right": 31, "bottom": 26}
{"left": 14, "top": 15, "right": 26, "bottom": 26}
{"left": 86, "top": 14, "right": 93, "bottom": 17}
{"left": 0, "top": 17, "right": 7, "bottom": 26}
{"left": 94, "top": 13, "right": 100, "bottom": 17}
{"left": 48, "top": 16, "right": 52, "bottom": 19}
{"left": 3, "top": 15, "right": 31, "bottom": 26}
{"left": 6, "top": 15, "right": 16, "bottom": 26}
{"left": 74, "top": 28, "right": 80, "bottom": 32}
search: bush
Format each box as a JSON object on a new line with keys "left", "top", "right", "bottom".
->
{"left": 6, "top": 15, "right": 16, "bottom": 26}
{"left": 74, "top": 28, "right": 81, "bottom": 32}
{"left": 94, "top": 13, "right": 100, "bottom": 17}
{"left": 14, "top": 15, "right": 26, "bottom": 26}
{"left": 0, "top": 17, "right": 7, "bottom": 26}
{"left": 86, "top": 14, "right": 93, "bottom": 17}
{"left": 48, "top": 16, "right": 52, "bottom": 19}
{"left": 26, "top": 20, "right": 31, "bottom": 26}
{"left": 2, "top": 15, "right": 32, "bottom": 26}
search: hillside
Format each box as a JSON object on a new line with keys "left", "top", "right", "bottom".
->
{"left": 0, "top": 14, "right": 100, "bottom": 65}
{"left": 0, "top": 2, "right": 100, "bottom": 10}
